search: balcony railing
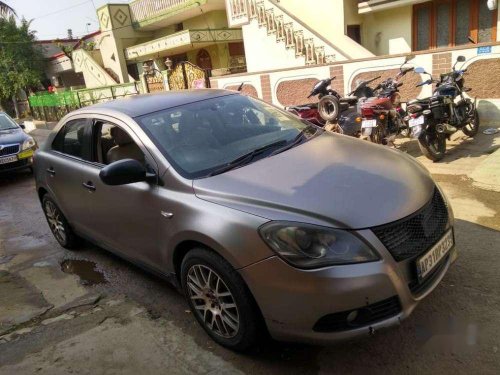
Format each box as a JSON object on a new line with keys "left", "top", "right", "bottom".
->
{"left": 124, "top": 28, "right": 243, "bottom": 60}
{"left": 130, "top": 0, "right": 191, "bottom": 24}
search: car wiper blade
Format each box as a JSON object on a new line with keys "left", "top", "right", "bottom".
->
{"left": 269, "top": 126, "right": 317, "bottom": 156}
{"left": 208, "top": 139, "right": 288, "bottom": 176}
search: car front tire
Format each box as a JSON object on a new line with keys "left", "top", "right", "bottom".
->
{"left": 181, "top": 248, "right": 261, "bottom": 351}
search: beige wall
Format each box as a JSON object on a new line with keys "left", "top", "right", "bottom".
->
{"left": 360, "top": 5, "right": 413, "bottom": 56}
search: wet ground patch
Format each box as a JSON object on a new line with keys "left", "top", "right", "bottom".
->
{"left": 60, "top": 260, "right": 107, "bottom": 286}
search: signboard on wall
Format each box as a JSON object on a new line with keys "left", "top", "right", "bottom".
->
{"left": 477, "top": 46, "right": 492, "bottom": 55}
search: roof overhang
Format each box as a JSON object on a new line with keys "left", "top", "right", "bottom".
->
{"left": 358, "top": 0, "right": 428, "bottom": 14}
{"left": 124, "top": 28, "right": 243, "bottom": 61}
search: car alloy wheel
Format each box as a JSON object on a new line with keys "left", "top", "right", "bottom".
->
{"left": 44, "top": 200, "right": 67, "bottom": 245}
{"left": 186, "top": 264, "right": 240, "bottom": 338}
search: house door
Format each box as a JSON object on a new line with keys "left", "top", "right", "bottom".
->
{"left": 196, "top": 49, "right": 212, "bottom": 71}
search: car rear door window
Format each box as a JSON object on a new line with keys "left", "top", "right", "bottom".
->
{"left": 52, "top": 119, "right": 91, "bottom": 160}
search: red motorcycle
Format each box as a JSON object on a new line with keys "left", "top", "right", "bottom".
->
{"left": 360, "top": 55, "right": 415, "bottom": 145}
{"left": 286, "top": 76, "right": 379, "bottom": 135}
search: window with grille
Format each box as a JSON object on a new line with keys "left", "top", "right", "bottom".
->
{"left": 413, "top": 0, "right": 498, "bottom": 51}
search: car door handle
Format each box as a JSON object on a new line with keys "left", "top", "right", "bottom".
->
{"left": 82, "top": 181, "right": 96, "bottom": 191}
{"left": 46, "top": 167, "right": 56, "bottom": 176}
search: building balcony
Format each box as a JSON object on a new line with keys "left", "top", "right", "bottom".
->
{"left": 130, "top": 0, "right": 225, "bottom": 29}
{"left": 124, "top": 28, "right": 243, "bottom": 60}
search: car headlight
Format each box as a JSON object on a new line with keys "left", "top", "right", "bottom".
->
{"left": 259, "top": 222, "right": 380, "bottom": 269}
{"left": 22, "top": 137, "right": 36, "bottom": 150}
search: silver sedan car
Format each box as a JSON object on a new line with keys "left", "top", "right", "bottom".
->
{"left": 34, "top": 90, "right": 456, "bottom": 351}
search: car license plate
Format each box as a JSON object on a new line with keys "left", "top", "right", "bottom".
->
{"left": 409, "top": 116, "right": 424, "bottom": 127}
{"left": 0, "top": 155, "right": 18, "bottom": 165}
{"left": 416, "top": 230, "right": 454, "bottom": 281}
{"left": 362, "top": 119, "right": 377, "bottom": 128}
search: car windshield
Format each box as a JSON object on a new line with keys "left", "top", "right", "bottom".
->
{"left": 137, "top": 94, "right": 320, "bottom": 179}
{"left": 0, "top": 113, "right": 19, "bottom": 130}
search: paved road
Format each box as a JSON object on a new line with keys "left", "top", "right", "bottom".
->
{"left": 0, "top": 130, "right": 499, "bottom": 374}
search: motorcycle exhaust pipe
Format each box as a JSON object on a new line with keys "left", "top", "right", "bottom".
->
{"left": 436, "top": 124, "right": 457, "bottom": 134}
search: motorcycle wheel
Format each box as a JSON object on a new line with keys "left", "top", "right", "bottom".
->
{"left": 369, "top": 124, "right": 384, "bottom": 144}
{"left": 318, "top": 95, "right": 340, "bottom": 122}
{"left": 418, "top": 130, "right": 446, "bottom": 162}
{"left": 462, "top": 109, "right": 480, "bottom": 137}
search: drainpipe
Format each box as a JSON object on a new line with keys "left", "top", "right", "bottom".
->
{"left": 140, "top": 72, "right": 149, "bottom": 94}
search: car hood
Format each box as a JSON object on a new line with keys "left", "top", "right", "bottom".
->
{"left": 0, "top": 127, "right": 26, "bottom": 145}
{"left": 193, "top": 132, "right": 435, "bottom": 229}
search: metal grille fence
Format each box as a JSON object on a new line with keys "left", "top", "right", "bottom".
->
{"left": 29, "top": 82, "right": 142, "bottom": 122}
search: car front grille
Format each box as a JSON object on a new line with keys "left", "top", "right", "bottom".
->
{"left": 372, "top": 188, "right": 449, "bottom": 261}
{"left": 0, "top": 144, "right": 20, "bottom": 156}
{"left": 313, "top": 296, "right": 402, "bottom": 333}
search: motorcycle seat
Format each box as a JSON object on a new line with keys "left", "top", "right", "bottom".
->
{"left": 408, "top": 99, "right": 428, "bottom": 105}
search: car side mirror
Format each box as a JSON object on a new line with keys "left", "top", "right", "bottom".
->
{"left": 457, "top": 55, "right": 466, "bottom": 62}
{"left": 19, "top": 123, "right": 25, "bottom": 129}
{"left": 99, "top": 159, "right": 154, "bottom": 186}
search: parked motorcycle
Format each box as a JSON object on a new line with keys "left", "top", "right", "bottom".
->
{"left": 286, "top": 76, "right": 379, "bottom": 135}
{"left": 359, "top": 55, "right": 415, "bottom": 145}
{"left": 406, "top": 55, "right": 479, "bottom": 161}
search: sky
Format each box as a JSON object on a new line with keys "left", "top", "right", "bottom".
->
{"left": 8, "top": 0, "right": 130, "bottom": 40}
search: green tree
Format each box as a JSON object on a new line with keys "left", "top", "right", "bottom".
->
{"left": 0, "top": 16, "right": 44, "bottom": 117}
{"left": 0, "top": 1, "right": 16, "bottom": 18}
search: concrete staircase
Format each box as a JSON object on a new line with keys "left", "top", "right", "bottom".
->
{"left": 226, "top": 0, "right": 373, "bottom": 69}
{"left": 73, "top": 49, "right": 118, "bottom": 89}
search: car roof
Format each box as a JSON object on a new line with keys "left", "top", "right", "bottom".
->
{"left": 75, "top": 89, "right": 238, "bottom": 118}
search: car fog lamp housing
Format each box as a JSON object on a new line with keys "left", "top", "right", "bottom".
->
{"left": 259, "top": 222, "right": 380, "bottom": 269}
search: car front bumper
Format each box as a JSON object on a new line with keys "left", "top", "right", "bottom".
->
{"left": 0, "top": 152, "right": 34, "bottom": 173}
{"left": 239, "top": 228, "right": 457, "bottom": 344}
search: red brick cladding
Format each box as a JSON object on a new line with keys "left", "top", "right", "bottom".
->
{"left": 276, "top": 78, "right": 319, "bottom": 106}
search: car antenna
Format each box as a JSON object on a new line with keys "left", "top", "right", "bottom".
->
{"left": 237, "top": 82, "right": 244, "bottom": 92}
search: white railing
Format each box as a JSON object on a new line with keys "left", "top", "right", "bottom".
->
{"left": 130, "top": 0, "right": 189, "bottom": 23}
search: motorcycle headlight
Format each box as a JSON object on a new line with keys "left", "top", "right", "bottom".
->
{"left": 21, "top": 136, "right": 36, "bottom": 150}
{"left": 259, "top": 222, "right": 380, "bottom": 269}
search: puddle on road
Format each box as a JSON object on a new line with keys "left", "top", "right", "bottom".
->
{"left": 60, "top": 259, "right": 107, "bottom": 286}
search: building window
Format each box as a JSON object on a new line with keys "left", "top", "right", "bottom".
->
{"left": 413, "top": 0, "right": 498, "bottom": 51}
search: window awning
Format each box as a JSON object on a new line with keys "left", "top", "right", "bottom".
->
{"left": 124, "top": 28, "right": 243, "bottom": 61}
{"left": 358, "top": 0, "right": 428, "bottom": 14}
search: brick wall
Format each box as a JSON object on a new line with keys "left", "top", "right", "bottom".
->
{"left": 432, "top": 53, "right": 452, "bottom": 76}
{"left": 260, "top": 74, "right": 272, "bottom": 102}
{"left": 329, "top": 65, "right": 345, "bottom": 96}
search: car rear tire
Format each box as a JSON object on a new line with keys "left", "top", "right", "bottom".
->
{"left": 181, "top": 248, "right": 260, "bottom": 351}
{"left": 42, "top": 195, "right": 80, "bottom": 249}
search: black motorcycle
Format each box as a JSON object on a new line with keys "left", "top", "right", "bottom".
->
{"left": 407, "top": 55, "right": 479, "bottom": 161}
